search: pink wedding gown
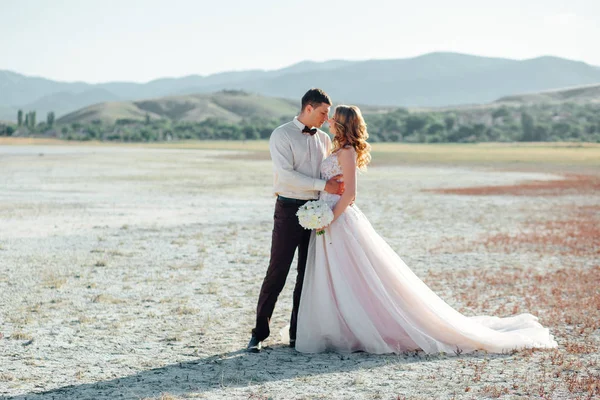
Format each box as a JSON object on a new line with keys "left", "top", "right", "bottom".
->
{"left": 295, "top": 152, "right": 558, "bottom": 354}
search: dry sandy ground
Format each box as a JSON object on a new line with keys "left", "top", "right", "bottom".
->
{"left": 0, "top": 145, "right": 598, "bottom": 399}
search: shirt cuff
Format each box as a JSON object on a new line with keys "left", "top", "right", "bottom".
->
{"left": 314, "top": 179, "right": 327, "bottom": 191}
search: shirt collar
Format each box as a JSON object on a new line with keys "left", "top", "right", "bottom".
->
{"left": 293, "top": 116, "right": 313, "bottom": 131}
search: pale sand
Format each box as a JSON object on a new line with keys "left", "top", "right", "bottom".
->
{"left": 0, "top": 145, "right": 597, "bottom": 399}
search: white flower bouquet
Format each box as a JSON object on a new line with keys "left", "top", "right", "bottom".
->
{"left": 296, "top": 199, "right": 334, "bottom": 235}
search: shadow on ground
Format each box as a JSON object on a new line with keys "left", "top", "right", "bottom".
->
{"left": 2, "top": 345, "right": 506, "bottom": 400}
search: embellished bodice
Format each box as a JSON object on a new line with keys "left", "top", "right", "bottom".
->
{"left": 321, "top": 152, "right": 343, "bottom": 180}
{"left": 319, "top": 152, "right": 343, "bottom": 207}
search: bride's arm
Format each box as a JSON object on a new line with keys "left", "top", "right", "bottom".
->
{"left": 331, "top": 148, "right": 357, "bottom": 223}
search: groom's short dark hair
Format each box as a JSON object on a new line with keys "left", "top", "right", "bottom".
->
{"left": 301, "top": 88, "right": 331, "bottom": 111}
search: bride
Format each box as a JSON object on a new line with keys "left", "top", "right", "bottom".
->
{"left": 295, "top": 105, "right": 558, "bottom": 354}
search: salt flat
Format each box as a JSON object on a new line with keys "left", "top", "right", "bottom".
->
{"left": 0, "top": 145, "right": 598, "bottom": 400}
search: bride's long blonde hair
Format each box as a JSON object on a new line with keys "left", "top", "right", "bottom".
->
{"left": 331, "top": 105, "right": 371, "bottom": 170}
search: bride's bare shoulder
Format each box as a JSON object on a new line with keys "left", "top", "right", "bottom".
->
{"left": 337, "top": 146, "right": 357, "bottom": 164}
{"left": 338, "top": 146, "right": 356, "bottom": 156}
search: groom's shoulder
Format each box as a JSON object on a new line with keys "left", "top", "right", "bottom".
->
{"left": 276, "top": 120, "right": 295, "bottom": 131}
{"left": 271, "top": 121, "right": 294, "bottom": 137}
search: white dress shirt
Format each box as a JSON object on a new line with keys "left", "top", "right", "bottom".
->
{"left": 269, "top": 117, "right": 332, "bottom": 200}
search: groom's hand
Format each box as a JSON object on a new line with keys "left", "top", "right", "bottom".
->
{"left": 325, "top": 175, "right": 345, "bottom": 195}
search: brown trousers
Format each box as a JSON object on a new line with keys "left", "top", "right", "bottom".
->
{"left": 252, "top": 198, "right": 311, "bottom": 342}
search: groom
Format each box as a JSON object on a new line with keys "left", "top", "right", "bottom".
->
{"left": 247, "top": 88, "right": 344, "bottom": 352}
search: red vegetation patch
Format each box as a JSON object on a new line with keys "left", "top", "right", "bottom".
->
{"left": 427, "top": 174, "right": 600, "bottom": 196}
{"left": 430, "top": 205, "right": 600, "bottom": 257}
{"left": 425, "top": 266, "right": 600, "bottom": 337}
{"left": 483, "top": 206, "right": 600, "bottom": 257}
{"left": 425, "top": 172, "right": 600, "bottom": 398}
{"left": 425, "top": 266, "right": 600, "bottom": 399}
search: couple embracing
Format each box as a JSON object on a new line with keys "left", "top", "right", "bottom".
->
{"left": 247, "top": 88, "right": 557, "bottom": 355}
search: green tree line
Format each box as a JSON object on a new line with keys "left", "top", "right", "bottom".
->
{"left": 365, "top": 102, "right": 600, "bottom": 143}
{"left": 2, "top": 103, "right": 599, "bottom": 143}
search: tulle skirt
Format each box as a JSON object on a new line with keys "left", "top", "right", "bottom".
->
{"left": 295, "top": 205, "right": 558, "bottom": 354}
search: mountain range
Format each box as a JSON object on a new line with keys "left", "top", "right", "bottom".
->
{"left": 495, "top": 83, "right": 600, "bottom": 104}
{"left": 2, "top": 52, "right": 600, "bottom": 122}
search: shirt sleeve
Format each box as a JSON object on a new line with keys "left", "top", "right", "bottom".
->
{"left": 269, "top": 130, "right": 327, "bottom": 192}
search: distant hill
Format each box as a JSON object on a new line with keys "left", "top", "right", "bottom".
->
{"left": 56, "top": 91, "right": 299, "bottom": 125}
{"left": 496, "top": 83, "right": 600, "bottom": 104}
{"left": 0, "top": 105, "right": 16, "bottom": 121}
{"left": 20, "top": 88, "right": 120, "bottom": 120}
{"left": 56, "top": 90, "right": 394, "bottom": 125}
{"left": 3, "top": 52, "right": 600, "bottom": 121}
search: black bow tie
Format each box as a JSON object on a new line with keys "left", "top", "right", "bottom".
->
{"left": 302, "top": 126, "right": 317, "bottom": 136}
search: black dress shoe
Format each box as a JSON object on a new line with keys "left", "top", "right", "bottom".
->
{"left": 247, "top": 336, "right": 262, "bottom": 353}
{"left": 289, "top": 339, "right": 296, "bottom": 348}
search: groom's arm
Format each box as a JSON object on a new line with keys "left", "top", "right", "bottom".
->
{"left": 269, "top": 132, "right": 326, "bottom": 192}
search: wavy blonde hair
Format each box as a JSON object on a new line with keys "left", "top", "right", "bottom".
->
{"left": 331, "top": 105, "right": 372, "bottom": 170}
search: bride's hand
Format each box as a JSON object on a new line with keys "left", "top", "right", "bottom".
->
{"left": 315, "top": 225, "right": 328, "bottom": 235}
{"left": 316, "top": 218, "right": 336, "bottom": 234}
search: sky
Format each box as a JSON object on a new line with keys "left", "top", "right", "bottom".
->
{"left": 1, "top": 0, "right": 599, "bottom": 83}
